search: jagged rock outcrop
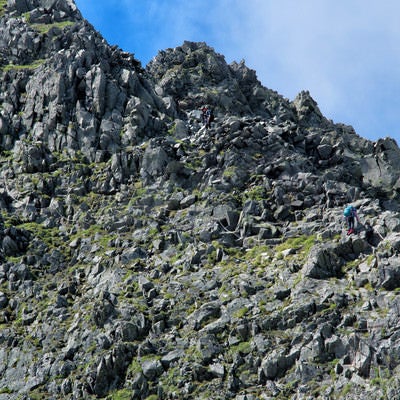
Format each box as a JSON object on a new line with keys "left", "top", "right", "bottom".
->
{"left": 0, "top": 0, "right": 166, "bottom": 170}
{"left": 2, "top": 1, "right": 400, "bottom": 399}
{"left": 147, "top": 40, "right": 296, "bottom": 122}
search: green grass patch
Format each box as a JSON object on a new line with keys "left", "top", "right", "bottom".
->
{"left": 275, "top": 235, "right": 316, "bottom": 253}
{"left": 158, "top": 366, "right": 182, "bottom": 398}
{"left": 2, "top": 59, "right": 46, "bottom": 72}
{"left": 31, "top": 20, "right": 75, "bottom": 34}
{"left": 244, "top": 244, "right": 271, "bottom": 266}
{"left": 222, "top": 166, "right": 237, "bottom": 179}
{"left": 339, "top": 383, "right": 352, "bottom": 397}
{"left": 126, "top": 358, "right": 142, "bottom": 378}
{"left": 0, "top": 0, "right": 7, "bottom": 17}
{"left": 343, "top": 259, "right": 360, "bottom": 273}
{"left": 230, "top": 341, "right": 251, "bottom": 356}
{"left": 275, "top": 234, "right": 317, "bottom": 261}
{"left": 24, "top": 389, "right": 51, "bottom": 400}
{"left": 0, "top": 149, "right": 13, "bottom": 159}
{"left": 16, "top": 221, "right": 65, "bottom": 250}
{"left": 22, "top": 11, "right": 31, "bottom": 22}
{"left": 69, "top": 224, "right": 118, "bottom": 255}
{"left": 107, "top": 388, "right": 132, "bottom": 400}
{"left": 167, "top": 123, "right": 177, "bottom": 136}
{"left": 245, "top": 185, "right": 266, "bottom": 201}
{"left": 233, "top": 306, "right": 249, "bottom": 319}
{"left": 366, "top": 253, "right": 376, "bottom": 266}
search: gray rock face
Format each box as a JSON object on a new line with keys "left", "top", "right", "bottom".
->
{"left": 2, "top": 1, "right": 400, "bottom": 399}
{"left": 303, "top": 244, "right": 343, "bottom": 279}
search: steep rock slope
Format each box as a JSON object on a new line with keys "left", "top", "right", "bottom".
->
{"left": 1, "top": 1, "right": 400, "bottom": 400}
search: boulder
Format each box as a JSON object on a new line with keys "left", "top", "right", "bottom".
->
{"left": 303, "top": 244, "right": 343, "bottom": 279}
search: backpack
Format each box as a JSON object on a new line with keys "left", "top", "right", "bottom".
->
{"left": 209, "top": 109, "right": 215, "bottom": 122}
{"left": 343, "top": 206, "right": 353, "bottom": 217}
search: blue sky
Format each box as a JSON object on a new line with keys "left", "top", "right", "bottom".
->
{"left": 74, "top": 0, "right": 400, "bottom": 143}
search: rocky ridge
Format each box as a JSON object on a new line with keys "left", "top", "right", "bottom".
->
{"left": 1, "top": 1, "right": 400, "bottom": 399}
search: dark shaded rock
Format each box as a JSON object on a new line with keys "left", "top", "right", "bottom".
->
{"left": 2, "top": 235, "right": 19, "bottom": 256}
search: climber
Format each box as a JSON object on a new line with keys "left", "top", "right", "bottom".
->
{"left": 201, "top": 106, "right": 208, "bottom": 126}
{"left": 205, "top": 107, "right": 215, "bottom": 129}
{"left": 201, "top": 105, "right": 215, "bottom": 129}
{"left": 343, "top": 205, "right": 360, "bottom": 235}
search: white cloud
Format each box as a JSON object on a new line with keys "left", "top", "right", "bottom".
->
{"left": 205, "top": 0, "right": 400, "bottom": 140}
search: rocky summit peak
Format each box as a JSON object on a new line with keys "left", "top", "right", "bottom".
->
{"left": 1, "top": 2, "right": 400, "bottom": 400}
{"left": 147, "top": 40, "right": 289, "bottom": 119}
